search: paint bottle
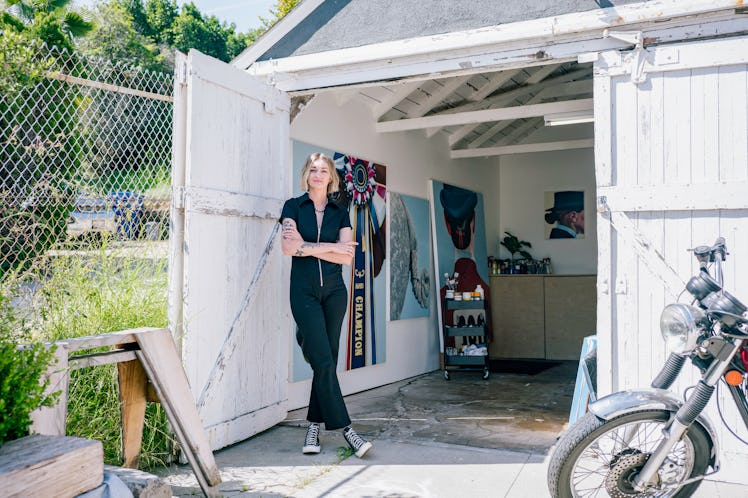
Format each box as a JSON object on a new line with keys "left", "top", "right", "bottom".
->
{"left": 475, "top": 285, "right": 484, "bottom": 300}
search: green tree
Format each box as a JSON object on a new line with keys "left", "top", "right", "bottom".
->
{"left": 77, "top": 1, "right": 164, "bottom": 71}
{"left": 144, "top": 0, "right": 177, "bottom": 44}
{"left": 115, "top": 0, "right": 150, "bottom": 37}
{"left": 3, "top": 0, "right": 93, "bottom": 50}
{"left": 170, "top": 3, "right": 227, "bottom": 61}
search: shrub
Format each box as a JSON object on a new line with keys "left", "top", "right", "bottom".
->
{"left": 0, "top": 287, "right": 59, "bottom": 445}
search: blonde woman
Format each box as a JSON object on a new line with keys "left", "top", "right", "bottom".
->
{"left": 279, "top": 152, "right": 372, "bottom": 458}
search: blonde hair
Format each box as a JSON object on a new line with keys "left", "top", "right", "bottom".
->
{"left": 300, "top": 152, "right": 339, "bottom": 195}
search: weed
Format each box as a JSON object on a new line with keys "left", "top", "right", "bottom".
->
{"left": 22, "top": 240, "right": 175, "bottom": 469}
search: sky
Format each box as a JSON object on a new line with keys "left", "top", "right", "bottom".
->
{"left": 73, "top": 0, "right": 278, "bottom": 34}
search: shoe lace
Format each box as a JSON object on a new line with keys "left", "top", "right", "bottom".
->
{"left": 345, "top": 429, "right": 365, "bottom": 449}
{"left": 305, "top": 424, "right": 319, "bottom": 445}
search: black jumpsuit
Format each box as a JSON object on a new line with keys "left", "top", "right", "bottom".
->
{"left": 280, "top": 193, "right": 352, "bottom": 430}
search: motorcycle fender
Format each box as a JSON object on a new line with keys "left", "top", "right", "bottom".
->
{"left": 589, "top": 388, "right": 720, "bottom": 471}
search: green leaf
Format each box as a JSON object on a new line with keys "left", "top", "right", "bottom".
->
{"left": 63, "top": 11, "right": 93, "bottom": 37}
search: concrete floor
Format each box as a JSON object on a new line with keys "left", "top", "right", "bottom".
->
{"left": 159, "top": 360, "right": 579, "bottom": 496}
{"left": 284, "top": 360, "right": 578, "bottom": 453}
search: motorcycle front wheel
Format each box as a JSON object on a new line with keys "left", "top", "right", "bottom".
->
{"left": 548, "top": 410, "right": 711, "bottom": 497}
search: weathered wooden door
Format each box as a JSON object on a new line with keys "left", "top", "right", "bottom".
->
{"left": 170, "top": 49, "right": 292, "bottom": 450}
{"left": 594, "top": 35, "right": 748, "bottom": 478}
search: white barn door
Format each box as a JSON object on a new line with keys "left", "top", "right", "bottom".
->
{"left": 594, "top": 36, "right": 748, "bottom": 480}
{"left": 170, "top": 49, "right": 292, "bottom": 450}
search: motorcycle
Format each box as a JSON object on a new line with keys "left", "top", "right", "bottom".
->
{"left": 548, "top": 238, "right": 748, "bottom": 497}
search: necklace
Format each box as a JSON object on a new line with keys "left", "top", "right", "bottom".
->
{"left": 314, "top": 205, "right": 326, "bottom": 213}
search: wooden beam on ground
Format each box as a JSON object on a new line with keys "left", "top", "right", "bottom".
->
{"left": 0, "top": 435, "right": 103, "bottom": 498}
{"left": 118, "top": 360, "right": 149, "bottom": 469}
{"left": 133, "top": 328, "right": 221, "bottom": 497}
{"left": 450, "top": 138, "right": 593, "bottom": 158}
{"left": 377, "top": 98, "right": 592, "bottom": 133}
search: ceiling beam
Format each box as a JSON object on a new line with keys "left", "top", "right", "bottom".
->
{"left": 465, "top": 80, "right": 591, "bottom": 148}
{"left": 377, "top": 98, "right": 592, "bottom": 133}
{"left": 467, "top": 69, "right": 522, "bottom": 102}
{"left": 447, "top": 64, "right": 586, "bottom": 147}
{"left": 450, "top": 138, "right": 593, "bottom": 158}
{"left": 409, "top": 75, "right": 471, "bottom": 118}
{"left": 371, "top": 81, "right": 423, "bottom": 120}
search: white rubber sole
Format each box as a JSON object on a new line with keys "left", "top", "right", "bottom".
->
{"left": 353, "top": 441, "right": 372, "bottom": 458}
{"left": 303, "top": 444, "right": 321, "bottom": 454}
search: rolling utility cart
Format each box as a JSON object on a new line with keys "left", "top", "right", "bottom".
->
{"left": 442, "top": 298, "right": 489, "bottom": 380}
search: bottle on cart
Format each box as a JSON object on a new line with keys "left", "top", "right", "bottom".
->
{"left": 475, "top": 284, "right": 484, "bottom": 300}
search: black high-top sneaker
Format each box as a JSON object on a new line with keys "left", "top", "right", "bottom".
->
{"left": 303, "top": 423, "right": 321, "bottom": 454}
{"left": 343, "top": 427, "right": 372, "bottom": 458}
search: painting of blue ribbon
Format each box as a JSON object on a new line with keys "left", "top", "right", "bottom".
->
{"left": 333, "top": 153, "right": 386, "bottom": 370}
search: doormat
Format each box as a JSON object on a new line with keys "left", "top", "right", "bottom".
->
{"left": 489, "top": 359, "right": 562, "bottom": 375}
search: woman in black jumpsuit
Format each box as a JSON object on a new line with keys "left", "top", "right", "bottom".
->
{"left": 280, "top": 152, "right": 373, "bottom": 458}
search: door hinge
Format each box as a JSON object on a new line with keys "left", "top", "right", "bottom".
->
{"left": 177, "top": 60, "right": 188, "bottom": 86}
{"left": 615, "top": 276, "right": 628, "bottom": 295}
{"left": 603, "top": 29, "right": 647, "bottom": 84}
{"left": 173, "top": 186, "right": 186, "bottom": 209}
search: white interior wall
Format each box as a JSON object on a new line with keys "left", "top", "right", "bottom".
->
{"left": 288, "top": 91, "right": 499, "bottom": 408}
{"left": 497, "top": 127, "right": 597, "bottom": 275}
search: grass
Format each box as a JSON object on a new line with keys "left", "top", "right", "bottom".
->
{"left": 15, "top": 237, "right": 176, "bottom": 469}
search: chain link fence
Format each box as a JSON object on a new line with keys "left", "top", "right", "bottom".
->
{"left": 1, "top": 42, "right": 173, "bottom": 280}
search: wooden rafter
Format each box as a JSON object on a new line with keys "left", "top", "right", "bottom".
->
{"left": 376, "top": 98, "right": 593, "bottom": 133}
{"left": 450, "top": 138, "right": 593, "bottom": 158}
{"left": 372, "top": 81, "right": 422, "bottom": 120}
{"left": 445, "top": 66, "right": 587, "bottom": 146}
{"left": 465, "top": 80, "right": 591, "bottom": 148}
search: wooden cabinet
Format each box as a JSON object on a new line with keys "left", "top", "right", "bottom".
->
{"left": 489, "top": 275, "right": 596, "bottom": 360}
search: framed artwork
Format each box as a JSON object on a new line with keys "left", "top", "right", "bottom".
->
{"left": 389, "top": 192, "right": 430, "bottom": 321}
{"left": 544, "top": 190, "right": 585, "bottom": 239}
{"left": 429, "top": 180, "right": 492, "bottom": 352}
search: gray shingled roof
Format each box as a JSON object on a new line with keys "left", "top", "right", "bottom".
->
{"left": 257, "top": 0, "right": 647, "bottom": 61}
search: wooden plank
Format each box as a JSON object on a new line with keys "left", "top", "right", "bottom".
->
{"left": 133, "top": 328, "right": 221, "bottom": 496}
{"left": 69, "top": 350, "right": 137, "bottom": 370}
{"left": 184, "top": 186, "right": 284, "bottom": 220}
{"left": 450, "top": 138, "right": 593, "bottom": 158}
{"left": 377, "top": 98, "right": 593, "bottom": 132}
{"left": 0, "top": 435, "right": 103, "bottom": 498}
{"left": 58, "top": 331, "right": 137, "bottom": 352}
{"left": 118, "top": 360, "right": 148, "bottom": 469}
{"left": 598, "top": 182, "right": 748, "bottom": 211}
{"left": 29, "top": 345, "right": 69, "bottom": 437}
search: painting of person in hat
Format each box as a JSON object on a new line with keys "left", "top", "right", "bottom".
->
{"left": 436, "top": 183, "right": 492, "bottom": 340}
{"left": 545, "top": 190, "right": 585, "bottom": 239}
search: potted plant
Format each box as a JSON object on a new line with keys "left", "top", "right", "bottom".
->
{"left": 500, "top": 231, "right": 533, "bottom": 262}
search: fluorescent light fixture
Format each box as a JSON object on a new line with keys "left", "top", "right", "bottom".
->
{"left": 544, "top": 111, "right": 594, "bottom": 126}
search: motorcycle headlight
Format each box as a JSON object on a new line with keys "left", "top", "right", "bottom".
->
{"left": 660, "top": 304, "right": 707, "bottom": 354}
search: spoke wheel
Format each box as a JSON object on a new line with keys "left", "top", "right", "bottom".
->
{"left": 548, "top": 410, "right": 711, "bottom": 498}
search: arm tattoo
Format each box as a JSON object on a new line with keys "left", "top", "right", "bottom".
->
{"left": 294, "top": 242, "right": 319, "bottom": 257}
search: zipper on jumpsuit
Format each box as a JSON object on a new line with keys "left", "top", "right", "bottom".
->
{"left": 317, "top": 217, "right": 323, "bottom": 287}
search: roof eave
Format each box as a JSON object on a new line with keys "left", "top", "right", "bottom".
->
{"left": 245, "top": 0, "right": 743, "bottom": 92}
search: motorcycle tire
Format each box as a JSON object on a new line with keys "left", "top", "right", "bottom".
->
{"left": 547, "top": 410, "right": 711, "bottom": 498}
